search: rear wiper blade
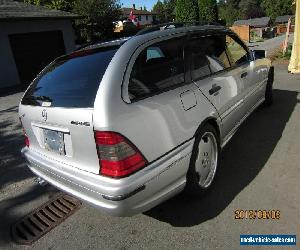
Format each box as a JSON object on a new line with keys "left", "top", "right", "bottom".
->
{"left": 22, "top": 95, "right": 52, "bottom": 106}
{"left": 34, "top": 95, "right": 53, "bottom": 102}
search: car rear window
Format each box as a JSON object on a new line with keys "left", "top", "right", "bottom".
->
{"left": 21, "top": 46, "right": 118, "bottom": 108}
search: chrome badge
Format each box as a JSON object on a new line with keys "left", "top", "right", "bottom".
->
{"left": 41, "top": 109, "right": 47, "bottom": 121}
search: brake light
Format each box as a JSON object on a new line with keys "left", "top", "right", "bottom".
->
{"left": 19, "top": 118, "right": 30, "bottom": 147}
{"left": 94, "top": 131, "right": 147, "bottom": 178}
{"left": 24, "top": 134, "right": 30, "bottom": 147}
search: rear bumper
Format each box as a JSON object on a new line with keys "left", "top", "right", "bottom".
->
{"left": 21, "top": 139, "right": 194, "bottom": 216}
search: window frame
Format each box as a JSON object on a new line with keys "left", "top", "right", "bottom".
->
{"left": 122, "top": 33, "right": 189, "bottom": 103}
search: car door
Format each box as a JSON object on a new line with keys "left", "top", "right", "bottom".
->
{"left": 225, "top": 34, "right": 260, "bottom": 112}
{"left": 188, "top": 33, "right": 247, "bottom": 138}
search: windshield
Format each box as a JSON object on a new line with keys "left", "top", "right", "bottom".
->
{"left": 21, "top": 46, "right": 118, "bottom": 108}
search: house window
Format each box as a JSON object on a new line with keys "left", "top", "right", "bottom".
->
{"left": 138, "top": 16, "right": 141, "bottom": 21}
{"left": 146, "top": 15, "right": 148, "bottom": 21}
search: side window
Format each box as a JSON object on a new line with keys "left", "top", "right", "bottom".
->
{"left": 226, "top": 35, "right": 250, "bottom": 66}
{"left": 202, "top": 35, "right": 231, "bottom": 73}
{"left": 189, "top": 38, "right": 212, "bottom": 80}
{"left": 146, "top": 47, "right": 164, "bottom": 61}
{"left": 128, "top": 37, "right": 185, "bottom": 101}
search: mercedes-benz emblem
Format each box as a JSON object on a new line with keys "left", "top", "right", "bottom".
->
{"left": 41, "top": 109, "right": 47, "bottom": 121}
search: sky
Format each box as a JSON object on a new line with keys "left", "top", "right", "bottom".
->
{"left": 120, "top": 0, "right": 157, "bottom": 11}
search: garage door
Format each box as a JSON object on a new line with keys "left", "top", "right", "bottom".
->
{"left": 9, "top": 30, "right": 66, "bottom": 85}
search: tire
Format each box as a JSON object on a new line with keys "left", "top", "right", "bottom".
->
{"left": 263, "top": 66, "right": 274, "bottom": 107}
{"left": 185, "top": 123, "right": 220, "bottom": 195}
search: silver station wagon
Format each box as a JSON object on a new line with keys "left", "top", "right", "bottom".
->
{"left": 19, "top": 23, "right": 273, "bottom": 216}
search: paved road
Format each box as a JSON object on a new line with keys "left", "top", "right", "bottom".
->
{"left": 0, "top": 63, "right": 300, "bottom": 249}
{"left": 247, "top": 34, "right": 294, "bottom": 55}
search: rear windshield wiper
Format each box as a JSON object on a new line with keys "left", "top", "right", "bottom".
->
{"left": 34, "top": 95, "right": 53, "bottom": 102}
{"left": 22, "top": 95, "right": 53, "bottom": 106}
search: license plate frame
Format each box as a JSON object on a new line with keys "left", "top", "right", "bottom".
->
{"left": 43, "top": 129, "right": 65, "bottom": 155}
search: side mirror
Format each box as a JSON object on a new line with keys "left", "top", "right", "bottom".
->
{"left": 251, "top": 50, "right": 267, "bottom": 60}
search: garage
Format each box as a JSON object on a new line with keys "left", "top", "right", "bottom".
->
{"left": 9, "top": 30, "right": 66, "bottom": 85}
{"left": 0, "top": 0, "right": 79, "bottom": 89}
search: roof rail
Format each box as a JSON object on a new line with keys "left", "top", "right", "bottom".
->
{"left": 136, "top": 21, "right": 222, "bottom": 36}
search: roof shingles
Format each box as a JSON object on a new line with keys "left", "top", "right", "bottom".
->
{"left": 233, "top": 17, "right": 271, "bottom": 28}
{"left": 275, "top": 15, "right": 295, "bottom": 24}
{"left": 0, "top": 0, "right": 79, "bottom": 20}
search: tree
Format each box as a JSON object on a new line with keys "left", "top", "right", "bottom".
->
{"left": 152, "top": 0, "right": 176, "bottom": 23}
{"left": 163, "top": 0, "right": 176, "bottom": 21}
{"left": 73, "top": 0, "right": 121, "bottom": 42}
{"left": 218, "top": 1, "right": 241, "bottom": 26}
{"left": 226, "top": 0, "right": 241, "bottom": 8}
{"left": 24, "top": 0, "right": 75, "bottom": 11}
{"left": 261, "top": 0, "right": 293, "bottom": 20}
{"left": 24, "top": 0, "right": 41, "bottom": 5}
{"left": 153, "top": 0, "right": 166, "bottom": 22}
{"left": 176, "top": 0, "right": 198, "bottom": 22}
{"left": 239, "top": 0, "right": 264, "bottom": 19}
{"left": 198, "top": 0, "right": 218, "bottom": 22}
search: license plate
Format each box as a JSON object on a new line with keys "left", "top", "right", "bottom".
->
{"left": 43, "top": 129, "right": 65, "bottom": 155}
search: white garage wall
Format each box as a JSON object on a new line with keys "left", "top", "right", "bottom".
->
{"left": 0, "top": 19, "right": 75, "bottom": 88}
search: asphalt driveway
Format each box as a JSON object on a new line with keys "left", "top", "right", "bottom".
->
{"left": 0, "top": 63, "right": 299, "bottom": 249}
{"left": 247, "top": 33, "right": 294, "bottom": 55}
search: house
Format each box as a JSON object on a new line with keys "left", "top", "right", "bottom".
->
{"left": 233, "top": 17, "right": 271, "bottom": 29}
{"left": 275, "top": 15, "right": 295, "bottom": 25}
{"left": 0, "top": 0, "right": 79, "bottom": 89}
{"left": 233, "top": 17, "right": 272, "bottom": 39}
{"left": 275, "top": 15, "right": 295, "bottom": 35}
{"left": 121, "top": 4, "right": 159, "bottom": 26}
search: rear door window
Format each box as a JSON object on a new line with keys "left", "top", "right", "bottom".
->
{"left": 203, "top": 35, "right": 231, "bottom": 73}
{"left": 188, "top": 37, "right": 212, "bottom": 80}
{"left": 21, "top": 46, "right": 118, "bottom": 108}
{"left": 128, "top": 37, "right": 185, "bottom": 101}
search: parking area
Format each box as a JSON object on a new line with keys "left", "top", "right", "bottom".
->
{"left": 0, "top": 63, "right": 299, "bottom": 249}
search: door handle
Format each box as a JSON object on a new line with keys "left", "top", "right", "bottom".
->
{"left": 209, "top": 84, "right": 222, "bottom": 95}
{"left": 241, "top": 72, "right": 248, "bottom": 78}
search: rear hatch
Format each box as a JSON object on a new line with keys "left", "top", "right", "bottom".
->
{"left": 19, "top": 46, "right": 119, "bottom": 174}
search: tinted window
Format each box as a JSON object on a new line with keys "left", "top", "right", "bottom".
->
{"left": 189, "top": 38, "right": 212, "bottom": 80}
{"left": 226, "top": 35, "right": 250, "bottom": 65}
{"left": 128, "top": 37, "right": 185, "bottom": 101}
{"left": 203, "top": 35, "right": 231, "bottom": 73}
{"left": 22, "top": 47, "right": 118, "bottom": 108}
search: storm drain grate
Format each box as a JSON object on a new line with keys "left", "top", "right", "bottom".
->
{"left": 11, "top": 193, "right": 82, "bottom": 245}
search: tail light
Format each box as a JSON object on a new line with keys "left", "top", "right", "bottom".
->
{"left": 94, "top": 131, "right": 147, "bottom": 178}
{"left": 19, "top": 118, "right": 30, "bottom": 147}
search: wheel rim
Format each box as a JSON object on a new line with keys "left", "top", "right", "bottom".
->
{"left": 195, "top": 132, "right": 218, "bottom": 188}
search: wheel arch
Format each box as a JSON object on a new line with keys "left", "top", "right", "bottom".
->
{"left": 194, "top": 117, "right": 221, "bottom": 143}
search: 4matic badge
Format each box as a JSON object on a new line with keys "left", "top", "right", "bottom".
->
{"left": 70, "top": 121, "right": 90, "bottom": 127}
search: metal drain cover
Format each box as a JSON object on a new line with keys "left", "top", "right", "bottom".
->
{"left": 11, "top": 193, "right": 82, "bottom": 245}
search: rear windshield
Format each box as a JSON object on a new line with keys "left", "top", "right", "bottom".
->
{"left": 21, "top": 46, "right": 118, "bottom": 108}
